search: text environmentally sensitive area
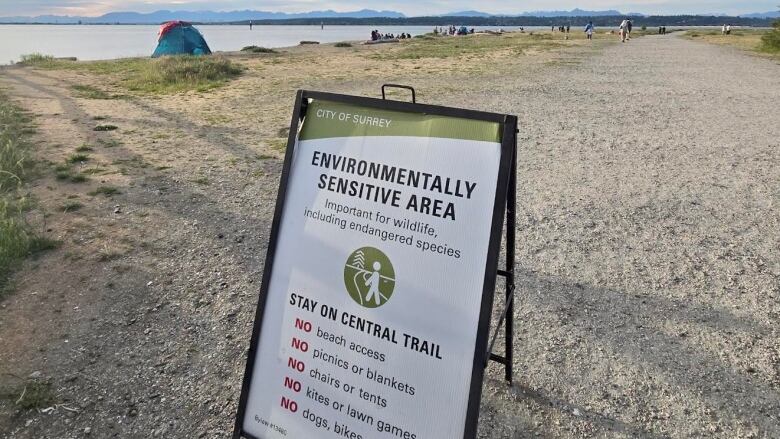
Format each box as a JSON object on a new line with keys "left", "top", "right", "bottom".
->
{"left": 237, "top": 97, "right": 508, "bottom": 439}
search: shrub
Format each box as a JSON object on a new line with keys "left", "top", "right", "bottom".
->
{"left": 88, "top": 186, "right": 120, "bottom": 197}
{"left": 335, "top": 42, "right": 352, "bottom": 48}
{"left": 0, "top": 95, "right": 58, "bottom": 294}
{"left": 17, "top": 53, "right": 54, "bottom": 66}
{"left": 67, "top": 153, "right": 89, "bottom": 163}
{"left": 760, "top": 20, "right": 780, "bottom": 53}
{"left": 241, "top": 45, "right": 277, "bottom": 53}
{"left": 0, "top": 200, "right": 32, "bottom": 286}
{"left": 0, "top": 102, "right": 30, "bottom": 193}
{"left": 125, "top": 56, "right": 243, "bottom": 93}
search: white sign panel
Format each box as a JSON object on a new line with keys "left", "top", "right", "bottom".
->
{"left": 236, "top": 94, "right": 513, "bottom": 439}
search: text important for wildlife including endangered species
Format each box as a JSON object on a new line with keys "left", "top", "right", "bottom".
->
{"left": 235, "top": 95, "right": 513, "bottom": 439}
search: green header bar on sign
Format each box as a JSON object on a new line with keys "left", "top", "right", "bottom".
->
{"left": 299, "top": 99, "right": 501, "bottom": 143}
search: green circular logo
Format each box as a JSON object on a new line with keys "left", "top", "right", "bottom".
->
{"left": 344, "top": 247, "right": 395, "bottom": 308}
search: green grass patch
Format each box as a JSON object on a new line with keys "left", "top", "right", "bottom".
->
{"left": 88, "top": 186, "right": 120, "bottom": 197}
{"left": 0, "top": 200, "right": 34, "bottom": 291}
{"left": 371, "top": 32, "right": 560, "bottom": 60}
{"left": 98, "top": 138, "right": 121, "bottom": 148}
{"left": 17, "top": 53, "right": 55, "bottom": 67}
{"left": 22, "top": 55, "right": 243, "bottom": 94}
{"left": 193, "top": 176, "right": 210, "bottom": 185}
{"left": 81, "top": 167, "right": 107, "bottom": 175}
{"left": 62, "top": 202, "right": 83, "bottom": 212}
{"left": 122, "top": 56, "right": 243, "bottom": 93}
{"left": 760, "top": 21, "right": 780, "bottom": 53}
{"left": 0, "top": 102, "right": 33, "bottom": 192}
{"left": 55, "top": 169, "right": 89, "bottom": 183}
{"left": 1, "top": 94, "right": 59, "bottom": 294}
{"left": 68, "top": 173, "right": 89, "bottom": 183}
{"left": 267, "top": 138, "right": 288, "bottom": 152}
{"left": 71, "top": 84, "right": 114, "bottom": 100}
{"left": 93, "top": 124, "right": 118, "bottom": 132}
{"left": 686, "top": 28, "right": 777, "bottom": 58}
{"left": 241, "top": 45, "right": 277, "bottom": 53}
{"left": 1, "top": 197, "right": 60, "bottom": 295}
{"left": 75, "top": 144, "right": 93, "bottom": 152}
{"left": 1, "top": 378, "right": 57, "bottom": 410}
{"left": 335, "top": 42, "right": 353, "bottom": 48}
{"left": 67, "top": 153, "right": 89, "bottom": 163}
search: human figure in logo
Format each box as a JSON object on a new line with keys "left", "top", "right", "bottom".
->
{"left": 365, "top": 261, "right": 384, "bottom": 306}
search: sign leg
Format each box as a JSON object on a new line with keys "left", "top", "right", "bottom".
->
{"left": 504, "top": 140, "right": 517, "bottom": 385}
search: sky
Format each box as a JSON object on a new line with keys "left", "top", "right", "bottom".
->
{"left": 1, "top": 0, "right": 778, "bottom": 17}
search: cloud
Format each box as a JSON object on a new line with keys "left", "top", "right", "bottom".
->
{"left": 1, "top": 0, "right": 777, "bottom": 17}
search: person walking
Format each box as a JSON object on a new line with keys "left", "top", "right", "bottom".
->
{"left": 619, "top": 18, "right": 628, "bottom": 42}
{"left": 585, "top": 21, "right": 595, "bottom": 40}
{"left": 722, "top": 24, "right": 727, "bottom": 35}
{"left": 726, "top": 24, "right": 732, "bottom": 35}
{"left": 626, "top": 19, "right": 633, "bottom": 40}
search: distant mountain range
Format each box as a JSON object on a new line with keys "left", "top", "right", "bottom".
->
{"left": 741, "top": 11, "right": 780, "bottom": 18}
{"left": 440, "top": 9, "right": 644, "bottom": 18}
{"left": 0, "top": 8, "right": 777, "bottom": 24}
{"left": 0, "top": 9, "right": 405, "bottom": 24}
{"left": 519, "top": 9, "right": 627, "bottom": 17}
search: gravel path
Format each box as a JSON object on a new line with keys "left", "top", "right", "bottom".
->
{"left": 477, "top": 34, "right": 780, "bottom": 439}
{"left": 0, "top": 34, "right": 778, "bottom": 439}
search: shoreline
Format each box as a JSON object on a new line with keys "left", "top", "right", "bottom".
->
{"left": 1, "top": 31, "right": 779, "bottom": 438}
{"left": 1, "top": 25, "right": 772, "bottom": 66}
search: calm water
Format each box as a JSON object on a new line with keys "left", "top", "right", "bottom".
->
{"left": 0, "top": 24, "right": 540, "bottom": 64}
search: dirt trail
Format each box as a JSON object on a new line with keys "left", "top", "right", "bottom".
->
{"left": 0, "top": 34, "right": 778, "bottom": 438}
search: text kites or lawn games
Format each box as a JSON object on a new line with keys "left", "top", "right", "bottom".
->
{"left": 235, "top": 91, "right": 516, "bottom": 439}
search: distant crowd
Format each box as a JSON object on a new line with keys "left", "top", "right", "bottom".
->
{"left": 370, "top": 30, "right": 411, "bottom": 41}
{"left": 433, "top": 25, "right": 476, "bottom": 36}
{"left": 367, "top": 18, "right": 725, "bottom": 45}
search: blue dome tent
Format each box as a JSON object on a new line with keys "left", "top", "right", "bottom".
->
{"left": 152, "top": 21, "right": 212, "bottom": 58}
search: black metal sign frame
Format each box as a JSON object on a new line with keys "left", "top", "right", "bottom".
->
{"left": 233, "top": 90, "right": 517, "bottom": 439}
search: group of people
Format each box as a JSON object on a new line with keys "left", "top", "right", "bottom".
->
{"left": 552, "top": 25, "right": 574, "bottom": 39}
{"left": 658, "top": 26, "right": 668, "bottom": 34}
{"left": 369, "top": 30, "right": 411, "bottom": 41}
{"left": 721, "top": 24, "right": 732, "bottom": 35}
{"left": 433, "top": 25, "right": 475, "bottom": 36}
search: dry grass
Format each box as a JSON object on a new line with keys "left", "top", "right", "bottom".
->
{"left": 685, "top": 29, "right": 778, "bottom": 59}
{"left": 18, "top": 54, "right": 244, "bottom": 94}
{"left": 0, "top": 93, "right": 59, "bottom": 294}
{"left": 371, "top": 32, "right": 565, "bottom": 60}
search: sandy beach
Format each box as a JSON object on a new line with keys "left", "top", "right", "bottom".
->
{"left": 0, "top": 31, "right": 778, "bottom": 438}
